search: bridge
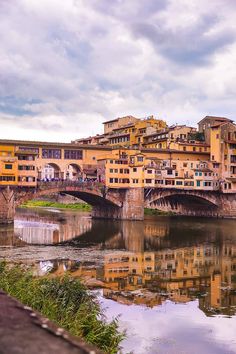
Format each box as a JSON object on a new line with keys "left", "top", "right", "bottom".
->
{"left": 1, "top": 182, "right": 236, "bottom": 224}
{"left": 0, "top": 181, "right": 144, "bottom": 224}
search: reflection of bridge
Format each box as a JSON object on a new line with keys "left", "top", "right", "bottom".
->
{"left": 2, "top": 181, "right": 236, "bottom": 223}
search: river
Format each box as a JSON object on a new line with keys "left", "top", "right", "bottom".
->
{"left": 0, "top": 207, "right": 236, "bottom": 354}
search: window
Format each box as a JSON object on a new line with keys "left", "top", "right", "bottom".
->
{"left": 145, "top": 179, "right": 152, "bottom": 183}
{"left": 212, "top": 155, "right": 215, "bottom": 160}
{"left": 216, "top": 134, "right": 219, "bottom": 139}
{"left": 42, "top": 149, "right": 61, "bottom": 159}
{"left": 0, "top": 176, "right": 15, "bottom": 181}
{"left": 5, "top": 164, "right": 12, "bottom": 169}
{"left": 19, "top": 146, "right": 39, "bottom": 153}
{"left": 196, "top": 180, "right": 201, "bottom": 187}
{"left": 18, "top": 155, "right": 35, "bottom": 161}
{"left": 147, "top": 169, "right": 152, "bottom": 174}
{"left": 109, "top": 169, "right": 113, "bottom": 173}
{"left": 64, "top": 150, "right": 82, "bottom": 159}
{"left": 133, "top": 168, "right": 137, "bottom": 172}
{"left": 193, "top": 147, "right": 196, "bottom": 152}
{"left": 167, "top": 169, "right": 173, "bottom": 175}
{"left": 203, "top": 181, "right": 212, "bottom": 187}
{"left": 137, "top": 156, "right": 143, "bottom": 162}
{"left": 176, "top": 181, "right": 183, "bottom": 185}
{"left": 183, "top": 146, "right": 186, "bottom": 151}
{"left": 18, "top": 165, "right": 35, "bottom": 171}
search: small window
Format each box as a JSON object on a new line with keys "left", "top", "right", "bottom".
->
{"left": 5, "top": 164, "right": 12, "bottom": 169}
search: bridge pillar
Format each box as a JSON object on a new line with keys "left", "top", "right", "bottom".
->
{"left": 0, "top": 187, "right": 15, "bottom": 224}
{"left": 92, "top": 187, "right": 144, "bottom": 221}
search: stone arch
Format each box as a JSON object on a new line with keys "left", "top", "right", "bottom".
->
{"left": 146, "top": 189, "right": 220, "bottom": 217}
{"left": 39, "top": 163, "right": 63, "bottom": 181}
{"left": 65, "top": 163, "right": 83, "bottom": 181}
{"left": 15, "top": 184, "right": 123, "bottom": 209}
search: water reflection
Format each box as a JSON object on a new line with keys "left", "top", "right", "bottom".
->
{"left": 1, "top": 208, "right": 236, "bottom": 353}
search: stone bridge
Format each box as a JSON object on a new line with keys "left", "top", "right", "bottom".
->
{"left": 144, "top": 187, "right": 236, "bottom": 218}
{"left": 0, "top": 181, "right": 144, "bottom": 224}
{"left": 2, "top": 183, "right": 236, "bottom": 224}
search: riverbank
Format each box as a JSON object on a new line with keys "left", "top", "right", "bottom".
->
{"left": 0, "top": 262, "right": 124, "bottom": 353}
{"left": 20, "top": 200, "right": 92, "bottom": 211}
{"left": 21, "top": 200, "right": 175, "bottom": 216}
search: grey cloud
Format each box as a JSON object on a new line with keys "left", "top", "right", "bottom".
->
{"left": 89, "top": 0, "right": 167, "bottom": 20}
{"left": 0, "top": 0, "right": 236, "bottom": 142}
{"left": 131, "top": 15, "right": 236, "bottom": 66}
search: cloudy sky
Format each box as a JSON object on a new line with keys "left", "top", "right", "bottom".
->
{"left": 1, "top": 0, "right": 236, "bottom": 142}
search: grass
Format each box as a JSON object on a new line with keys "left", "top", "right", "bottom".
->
{"left": 0, "top": 262, "right": 124, "bottom": 353}
{"left": 144, "top": 208, "right": 176, "bottom": 216}
{"left": 20, "top": 200, "right": 92, "bottom": 211}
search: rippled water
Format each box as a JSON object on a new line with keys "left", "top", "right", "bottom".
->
{"left": 0, "top": 207, "right": 236, "bottom": 354}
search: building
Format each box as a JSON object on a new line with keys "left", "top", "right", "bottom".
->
{"left": 0, "top": 144, "right": 18, "bottom": 185}
{"left": 198, "top": 116, "right": 233, "bottom": 144}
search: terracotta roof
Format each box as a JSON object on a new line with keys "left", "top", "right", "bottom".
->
{"left": 0, "top": 139, "right": 111, "bottom": 150}
{"left": 211, "top": 123, "right": 225, "bottom": 128}
{"left": 177, "top": 142, "right": 210, "bottom": 147}
{"left": 198, "top": 115, "right": 233, "bottom": 124}
{"left": 112, "top": 123, "right": 135, "bottom": 130}
{"left": 102, "top": 118, "right": 119, "bottom": 124}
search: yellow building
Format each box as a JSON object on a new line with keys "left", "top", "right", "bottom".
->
{"left": 143, "top": 125, "right": 197, "bottom": 149}
{"left": 0, "top": 144, "right": 18, "bottom": 185}
{"left": 103, "top": 115, "right": 167, "bottom": 147}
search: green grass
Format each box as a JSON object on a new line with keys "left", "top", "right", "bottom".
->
{"left": 20, "top": 200, "right": 92, "bottom": 211}
{"left": 144, "top": 208, "right": 176, "bottom": 216}
{"left": 0, "top": 262, "right": 124, "bottom": 353}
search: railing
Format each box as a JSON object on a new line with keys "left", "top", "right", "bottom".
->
{"left": 37, "top": 180, "right": 105, "bottom": 191}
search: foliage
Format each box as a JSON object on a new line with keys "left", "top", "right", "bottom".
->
{"left": 188, "top": 132, "right": 205, "bottom": 142}
{"left": 20, "top": 200, "right": 92, "bottom": 211}
{"left": 144, "top": 208, "right": 176, "bottom": 216}
{"left": 0, "top": 262, "right": 124, "bottom": 353}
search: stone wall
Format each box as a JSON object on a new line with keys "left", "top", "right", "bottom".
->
{"left": 92, "top": 188, "right": 144, "bottom": 220}
{"left": 0, "top": 187, "right": 15, "bottom": 224}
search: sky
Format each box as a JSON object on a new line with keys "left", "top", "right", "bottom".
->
{"left": 1, "top": 0, "right": 236, "bottom": 142}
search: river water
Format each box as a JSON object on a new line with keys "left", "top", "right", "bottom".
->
{"left": 0, "top": 208, "right": 236, "bottom": 354}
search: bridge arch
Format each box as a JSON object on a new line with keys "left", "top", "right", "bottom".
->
{"left": 65, "top": 163, "right": 82, "bottom": 181}
{"left": 146, "top": 189, "right": 220, "bottom": 217}
{"left": 15, "top": 182, "right": 123, "bottom": 209}
{"left": 39, "top": 163, "right": 63, "bottom": 181}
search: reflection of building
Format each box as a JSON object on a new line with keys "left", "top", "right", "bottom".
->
{"left": 102, "top": 242, "right": 236, "bottom": 313}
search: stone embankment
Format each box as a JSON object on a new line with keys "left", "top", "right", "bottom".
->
{"left": 0, "top": 290, "right": 101, "bottom": 354}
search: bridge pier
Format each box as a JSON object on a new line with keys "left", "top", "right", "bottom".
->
{"left": 92, "top": 188, "right": 144, "bottom": 221}
{"left": 0, "top": 187, "right": 15, "bottom": 224}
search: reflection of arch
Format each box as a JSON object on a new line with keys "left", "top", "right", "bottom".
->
{"left": 65, "top": 163, "right": 82, "bottom": 181}
{"left": 40, "top": 163, "right": 62, "bottom": 180}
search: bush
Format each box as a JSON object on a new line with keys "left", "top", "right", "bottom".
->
{"left": 0, "top": 262, "right": 124, "bottom": 353}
